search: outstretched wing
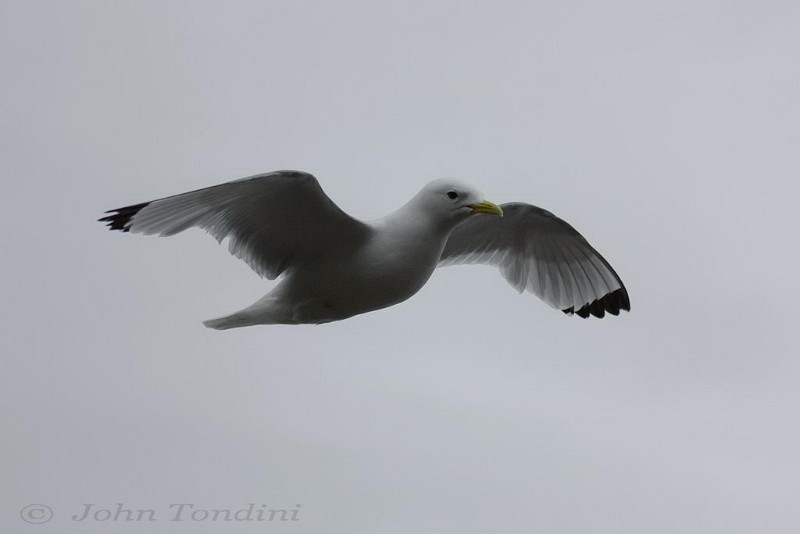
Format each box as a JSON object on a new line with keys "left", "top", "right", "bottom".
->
{"left": 99, "top": 170, "right": 371, "bottom": 279}
{"left": 439, "top": 203, "right": 630, "bottom": 318}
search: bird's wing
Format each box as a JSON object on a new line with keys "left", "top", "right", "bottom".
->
{"left": 439, "top": 203, "right": 630, "bottom": 318}
{"left": 99, "top": 170, "right": 371, "bottom": 279}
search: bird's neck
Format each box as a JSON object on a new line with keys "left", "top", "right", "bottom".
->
{"left": 379, "top": 203, "right": 458, "bottom": 242}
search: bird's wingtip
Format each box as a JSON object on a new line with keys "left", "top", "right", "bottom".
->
{"left": 562, "top": 287, "right": 630, "bottom": 319}
{"left": 98, "top": 201, "right": 150, "bottom": 232}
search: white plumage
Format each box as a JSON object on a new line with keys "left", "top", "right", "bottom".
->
{"left": 100, "top": 170, "right": 629, "bottom": 328}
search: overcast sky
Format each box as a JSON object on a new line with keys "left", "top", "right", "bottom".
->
{"left": 2, "top": 1, "right": 799, "bottom": 532}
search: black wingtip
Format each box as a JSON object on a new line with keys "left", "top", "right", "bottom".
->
{"left": 98, "top": 201, "right": 150, "bottom": 232}
{"left": 562, "top": 287, "right": 630, "bottom": 319}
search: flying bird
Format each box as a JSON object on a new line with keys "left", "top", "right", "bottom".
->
{"left": 100, "top": 170, "right": 629, "bottom": 329}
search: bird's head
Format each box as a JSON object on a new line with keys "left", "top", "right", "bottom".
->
{"left": 413, "top": 178, "right": 504, "bottom": 226}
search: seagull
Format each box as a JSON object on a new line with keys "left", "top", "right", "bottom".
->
{"left": 100, "top": 170, "right": 629, "bottom": 329}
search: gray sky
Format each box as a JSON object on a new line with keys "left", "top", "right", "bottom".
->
{"left": 2, "top": 0, "right": 799, "bottom": 532}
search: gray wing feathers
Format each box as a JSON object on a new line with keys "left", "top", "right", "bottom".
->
{"left": 439, "top": 203, "right": 629, "bottom": 318}
{"left": 100, "top": 170, "right": 370, "bottom": 279}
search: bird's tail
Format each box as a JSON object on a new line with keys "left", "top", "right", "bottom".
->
{"left": 203, "top": 294, "right": 290, "bottom": 330}
{"left": 203, "top": 311, "right": 263, "bottom": 330}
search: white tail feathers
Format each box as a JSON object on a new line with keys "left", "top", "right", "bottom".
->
{"left": 203, "top": 294, "right": 291, "bottom": 329}
{"left": 203, "top": 312, "right": 261, "bottom": 330}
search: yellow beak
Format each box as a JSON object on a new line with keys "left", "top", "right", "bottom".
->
{"left": 468, "top": 200, "right": 504, "bottom": 217}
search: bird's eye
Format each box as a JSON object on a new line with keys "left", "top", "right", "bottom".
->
{"left": 447, "top": 191, "right": 459, "bottom": 200}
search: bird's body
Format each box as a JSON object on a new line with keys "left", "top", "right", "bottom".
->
{"left": 205, "top": 179, "right": 467, "bottom": 328}
{"left": 100, "top": 171, "right": 629, "bottom": 328}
